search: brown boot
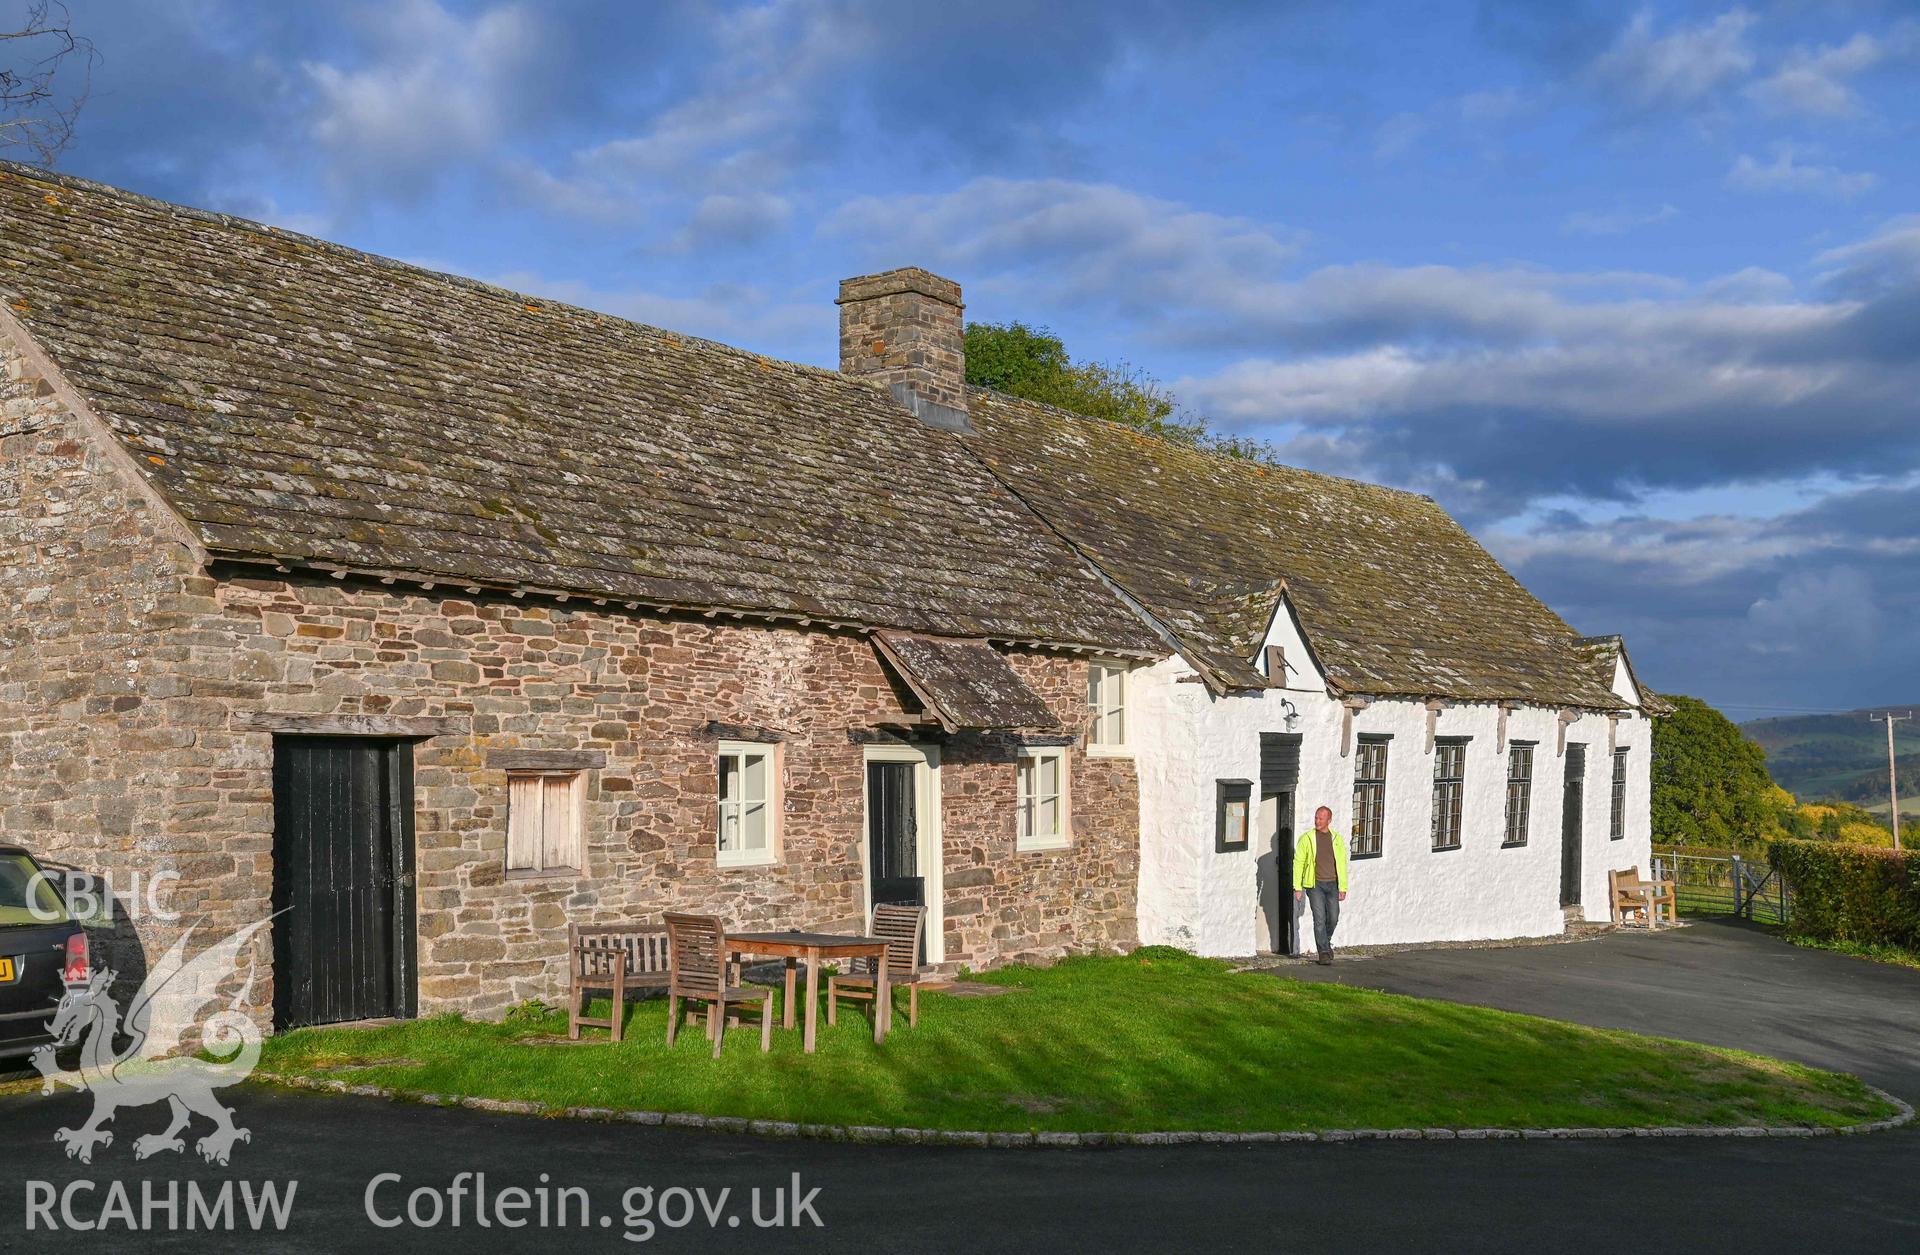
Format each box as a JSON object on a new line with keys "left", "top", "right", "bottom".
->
{"left": 1316, "top": 951, "right": 1332, "bottom": 966}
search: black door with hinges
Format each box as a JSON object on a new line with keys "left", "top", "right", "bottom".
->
{"left": 272, "top": 737, "right": 417, "bottom": 1029}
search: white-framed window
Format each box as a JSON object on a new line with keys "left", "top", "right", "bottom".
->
{"left": 1087, "top": 662, "right": 1129, "bottom": 753}
{"left": 717, "top": 740, "right": 779, "bottom": 867}
{"left": 1016, "top": 746, "right": 1070, "bottom": 850}
{"left": 507, "top": 771, "right": 585, "bottom": 876}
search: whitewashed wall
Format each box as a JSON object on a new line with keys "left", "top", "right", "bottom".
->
{"left": 1131, "top": 601, "right": 1652, "bottom": 955}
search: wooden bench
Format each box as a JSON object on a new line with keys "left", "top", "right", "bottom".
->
{"left": 568, "top": 922, "right": 671, "bottom": 1042}
{"left": 1609, "top": 867, "right": 1677, "bottom": 927}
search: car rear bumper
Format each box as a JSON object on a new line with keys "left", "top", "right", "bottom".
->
{"left": 0, "top": 1006, "right": 57, "bottom": 1059}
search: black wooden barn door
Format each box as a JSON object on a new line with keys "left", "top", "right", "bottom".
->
{"left": 272, "top": 737, "right": 417, "bottom": 1029}
{"left": 1560, "top": 744, "right": 1586, "bottom": 909}
{"left": 866, "top": 761, "right": 922, "bottom": 911}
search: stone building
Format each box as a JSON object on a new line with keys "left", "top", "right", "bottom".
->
{"left": 0, "top": 166, "right": 1159, "bottom": 1029}
{"left": 1, "top": 163, "right": 1659, "bottom": 1034}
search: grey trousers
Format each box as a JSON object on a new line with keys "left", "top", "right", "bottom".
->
{"left": 1305, "top": 880, "right": 1341, "bottom": 954}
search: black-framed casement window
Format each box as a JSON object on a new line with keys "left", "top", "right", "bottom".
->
{"left": 1431, "top": 739, "right": 1467, "bottom": 851}
{"left": 1351, "top": 736, "right": 1389, "bottom": 857}
{"left": 1610, "top": 748, "right": 1629, "bottom": 841}
{"left": 1504, "top": 743, "right": 1534, "bottom": 847}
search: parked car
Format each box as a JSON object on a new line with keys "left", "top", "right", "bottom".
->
{"left": 0, "top": 846, "right": 89, "bottom": 1062}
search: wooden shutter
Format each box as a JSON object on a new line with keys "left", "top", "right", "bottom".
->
{"left": 507, "top": 774, "right": 542, "bottom": 870}
{"left": 508, "top": 772, "right": 582, "bottom": 873}
{"left": 542, "top": 774, "right": 578, "bottom": 869}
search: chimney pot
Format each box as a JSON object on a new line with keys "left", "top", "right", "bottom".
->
{"left": 837, "top": 267, "right": 970, "bottom": 431}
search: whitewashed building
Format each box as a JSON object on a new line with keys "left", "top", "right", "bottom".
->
{"left": 963, "top": 388, "right": 1662, "bottom": 956}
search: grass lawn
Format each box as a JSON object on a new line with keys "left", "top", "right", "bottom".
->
{"left": 255, "top": 948, "right": 1892, "bottom": 1134}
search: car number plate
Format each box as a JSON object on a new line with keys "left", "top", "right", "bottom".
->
{"left": 0, "top": 956, "right": 15, "bottom": 984}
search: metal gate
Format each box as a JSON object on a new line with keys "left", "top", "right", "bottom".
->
{"left": 1650, "top": 851, "right": 1792, "bottom": 926}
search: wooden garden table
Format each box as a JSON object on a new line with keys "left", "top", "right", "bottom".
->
{"left": 726, "top": 931, "right": 891, "bottom": 1053}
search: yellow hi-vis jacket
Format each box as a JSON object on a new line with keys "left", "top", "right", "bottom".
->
{"left": 1292, "top": 827, "right": 1350, "bottom": 892}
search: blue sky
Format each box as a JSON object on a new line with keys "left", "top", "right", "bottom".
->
{"left": 16, "top": 0, "right": 1920, "bottom": 716}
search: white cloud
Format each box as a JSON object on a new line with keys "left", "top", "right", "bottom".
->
{"left": 516, "top": 1, "right": 853, "bottom": 243}
{"left": 1749, "top": 33, "right": 1879, "bottom": 117}
{"left": 1698, "top": 266, "right": 1795, "bottom": 303}
{"left": 825, "top": 178, "right": 1306, "bottom": 318}
{"left": 1748, "top": 26, "right": 1918, "bottom": 118}
{"left": 1726, "top": 147, "right": 1879, "bottom": 199}
{"left": 1373, "top": 112, "right": 1428, "bottom": 161}
{"left": 826, "top": 179, "right": 1920, "bottom": 519}
{"left": 302, "top": 0, "right": 546, "bottom": 199}
{"left": 1562, "top": 203, "right": 1679, "bottom": 237}
{"left": 1746, "top": 567, "right": 1883, "bottom": 656}
{"left": 1814, "top": 216, "right": 1920, "bottom": 296}
{"left": 1490, "top": 513, "right": 1812, "bottom": 587}
{"left": 670, "top": 193, "right": 794, "bottom": 251}
{"left": 486, "top": 270, "right": 822, "bottom": 359}
{"left": 1588, "top": 8, "right": 1756, "bottom": 111}
{"left": 1372, "top": 88, "right": 1527, "bottom": 162}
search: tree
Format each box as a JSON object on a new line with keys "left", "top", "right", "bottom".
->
{"left": 2, "top": 2, "right": 94, "bottom": 166}
{"left": 1650, "top": 695, "right": 1793, "bottom": 846}
{"left": 964, "top": 319, "right": 1264, "bottom": 457}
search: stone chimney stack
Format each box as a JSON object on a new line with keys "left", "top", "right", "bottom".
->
{"left": 836, "top": 267, "right": 970, "bottom": 432}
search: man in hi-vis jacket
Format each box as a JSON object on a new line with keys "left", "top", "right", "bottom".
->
{"left": 1292, "top": 805, "right": 1350, "bottom": 965}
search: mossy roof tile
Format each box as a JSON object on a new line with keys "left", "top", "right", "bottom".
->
{"left": 0, "top": 164, "right": 1158, "bottom": 654}
{"left": 961, "top": 389, "right": 1629, "bottom": 708}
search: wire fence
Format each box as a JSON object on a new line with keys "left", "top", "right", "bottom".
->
{"left": 1651, "top": 850, "right": 1792, "bottom": 926}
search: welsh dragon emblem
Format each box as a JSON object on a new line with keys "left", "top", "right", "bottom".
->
{"left": 31, "top": 918, "right": 272, "bottom": 1165}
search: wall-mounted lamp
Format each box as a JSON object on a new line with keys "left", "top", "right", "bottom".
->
{"left": 1278, "top": 698, "right": 1299, "bottom": 732}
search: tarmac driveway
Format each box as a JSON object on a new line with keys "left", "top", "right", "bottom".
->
{"left": 1280, "top": 917, "right": 1920, "bottom": 1102}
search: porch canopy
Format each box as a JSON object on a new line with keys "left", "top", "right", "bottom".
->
{"left": 871, "top": 631, "right": 1062, "bottom": 733}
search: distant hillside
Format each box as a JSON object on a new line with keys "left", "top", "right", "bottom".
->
{"left": 1743, "top": 705, "right": 1920, "bottom": 823}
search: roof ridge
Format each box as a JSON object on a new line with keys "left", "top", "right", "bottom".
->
{"left": 0, "top": 160, "right": 855, "bottom": 388}
{"left": 965, "top": 382, "right": 1435, "bottom": 504}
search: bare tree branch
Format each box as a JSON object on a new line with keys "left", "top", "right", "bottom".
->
{"left": 1, "top": 1, "right": 96, "bottom": 166}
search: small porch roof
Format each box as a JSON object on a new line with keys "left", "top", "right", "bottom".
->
{"left": 870, "top": 632, "right": 1063, "bottom": 733}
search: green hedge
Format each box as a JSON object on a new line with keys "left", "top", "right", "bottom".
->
{"left": 1769, "top": 840, "right": 1920, "bottom": 948}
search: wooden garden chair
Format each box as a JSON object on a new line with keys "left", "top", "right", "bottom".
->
{"left": 827, "top": 903, "right": 927, "bottom": 1030}
{"left": 1610, "top": 866, "right": 1677, "bottom": 927}
{"left": 1609, "top": 867, "right": 1648, "bottom": 925}
{"left": 664, "top": 912, "right": 774, "bottom": 1057}
{"left": 567, "top": 922, "right": 671, "bottom": 1042}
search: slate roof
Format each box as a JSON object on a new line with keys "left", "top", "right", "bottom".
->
{"left": 0, "top": 163, "right": 1159, "bottom": 655}
{"left": 961, "top": 390, "right": 1632, "bottom": 708}
{"left": 1573, "top": 635, "right": 1670, "bottom": 715}
{"left": 870, "top": 632, "right": 1062, "bottom": 731}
